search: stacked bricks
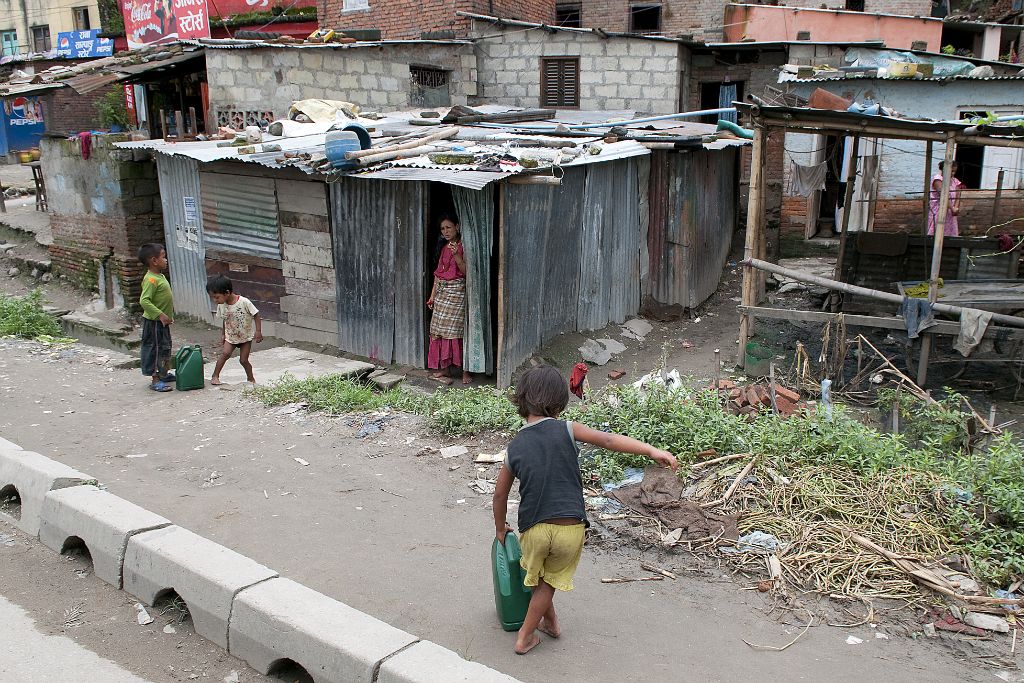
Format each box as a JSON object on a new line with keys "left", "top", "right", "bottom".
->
{"left": 319, "top": 0, "right": 553, "bottom": 39}
{"left": 41, "top": 85, "right": 119, "bottom": 137}
{"left": 40, "top": 135, "right": 163, "bottom": 312}
{"left": 206, "top": 44, "right": 477, "bottom": 122}
{"left": 470, "top": 25, "right": 680, "bottom": 114}
{"left": 712, "top": 379, "right": 806, "bottom": 419}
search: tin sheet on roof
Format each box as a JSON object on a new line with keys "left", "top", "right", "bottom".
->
{"left": 66, "top": 71, "right": 125, "bottom": 94}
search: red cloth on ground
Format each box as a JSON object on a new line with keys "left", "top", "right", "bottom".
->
{"left": 428, "top": 337, "right": 462, "bottom": 370}
{"left": 569, "top": 362, "right": 589, "bottom": 398}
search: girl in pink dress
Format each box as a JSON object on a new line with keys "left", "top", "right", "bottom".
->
{"left": 426, "top": 214, "right": 471, "bottom": 385}
{"left": 928, "top": 161, "right": 964, "bottom": 237}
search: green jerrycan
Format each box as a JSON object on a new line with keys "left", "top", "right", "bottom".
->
{"left": 491, "top": 532, "right": 532, "bottom": 631}
{"left": 174, "top": 345, "right": 205, "bottom": 391}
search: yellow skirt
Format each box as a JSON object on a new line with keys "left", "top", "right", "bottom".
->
{"left": 519, "top": 522, "right": 585, "bottom": 592}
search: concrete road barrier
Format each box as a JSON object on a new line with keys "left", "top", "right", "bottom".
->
{"left": 123, "top": 526, "right": 278, "bottom": 648}
{"left": 0, "top": 447, "right": 93, "bottom": 536}
{"left": 0, "top": 436, "right": 24, "bottom": 452}
{"left": 38, "top": 485, "right": 172, "bottom": 588}
{"left": 228, "top": 578, "right": 418, "bottom": 683}
{"left": 377, "top": 640, "right": 522, "bottom": 683}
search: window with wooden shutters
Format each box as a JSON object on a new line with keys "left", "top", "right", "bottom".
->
{"left": 541, "top": 57, "right": 580, "bottom": 108}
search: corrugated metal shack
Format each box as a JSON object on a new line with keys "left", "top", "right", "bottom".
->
{"left": 120, "top": 107, "right": 747, "bottom": 387}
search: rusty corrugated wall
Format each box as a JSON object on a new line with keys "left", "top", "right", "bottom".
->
{"left": 648, "top": 148, "right": 738, "bottom": 310}
{"left": 330, "top": 177, "right": 426, "bottom": 366}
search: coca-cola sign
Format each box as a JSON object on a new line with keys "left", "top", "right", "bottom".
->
{"left": 121, "top": 0, "right": 211, "bottom": 49}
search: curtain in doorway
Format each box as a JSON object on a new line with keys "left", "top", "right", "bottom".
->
{"left": 452, "top": 186, "right": 494, "bottom": 375}
{"left": 718, "top": 84, "right": 738, "bottom": 124}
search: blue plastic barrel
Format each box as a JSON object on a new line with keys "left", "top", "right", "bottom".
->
{"left": 325, "top": 131, "right": 361, "bottom": 169}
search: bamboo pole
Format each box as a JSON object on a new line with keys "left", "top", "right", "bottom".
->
{"left": 737, "top": 125, "right": 767, "bottom": 367}
{"left": 741, "top": 257, "right": 1024, "bottom": 329}
{"left": 922, "top": 140, "right": 933, "bottom": 234}
{"left": 917, "top": 133, "right": 957, "bottom": 385}
{"left": 832, "top": 135, "right": 860, "bottom": 312}
{"left": 353, "top": 144, "right": 447, "bottom": 166}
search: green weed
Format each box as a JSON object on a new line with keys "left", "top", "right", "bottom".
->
{"left": 0, "top": 290, "right": 63, "bottom": 340}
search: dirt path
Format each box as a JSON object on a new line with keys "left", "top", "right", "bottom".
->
{"left": 1, "top": 338, "right": 1011, "bottom": 682}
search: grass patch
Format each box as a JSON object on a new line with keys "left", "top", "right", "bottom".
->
{"left": 252, "top": 374, "right": 521, "bottom": 436}
{"left": 0, "top": 290, "right": 63, "bottom": 340}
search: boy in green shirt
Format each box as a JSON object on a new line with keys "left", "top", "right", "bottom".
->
{"left": 138, "top": 243, "right": 175, "bottom": 392}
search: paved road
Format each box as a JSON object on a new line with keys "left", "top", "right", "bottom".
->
{"left": 0, "top": 595, "right": 155, "bottom": 682}
{"left": 0, "top": 339, "right": 1011, "bottom": 682}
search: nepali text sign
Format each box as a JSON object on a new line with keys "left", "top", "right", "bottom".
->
{"left": 122, "top": 0, "right": 211, "bottom": 49}
{"left": 56, "top": 30, "right": 115, "bottom": 58}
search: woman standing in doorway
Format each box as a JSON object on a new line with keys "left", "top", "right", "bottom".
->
{"left": 928, "top": 161, "right": 964, "bottom": 237}
{"left": 427, "top": 213, "right": 471, "bottom": 385}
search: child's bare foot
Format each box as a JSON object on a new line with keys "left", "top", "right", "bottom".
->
{"left": 538, "top": 616, "right": 560, "bottom": 639}
{"left": 514, "top": 632, "right": 541, "bottom": 655}
{"left": 461, "top": 371, "right": 472, "bottom": 385}
{"left": 433, "top": 375, "right": 453, "bottom": 385}
{"left": 211, "top": 377, "right": 222, "bottom": 386}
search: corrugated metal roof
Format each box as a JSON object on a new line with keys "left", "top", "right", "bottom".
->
{"left": 352, "top": 167, "right": 512, "bottom": 190}
{"left": 0, "top": 82, "right": 64, "bottom": 97}
{"left": 780, "top": 72, "right": 1024, "bottom": 83}
{"left": 66, "top": 71, "right": 125, "bottom": 94}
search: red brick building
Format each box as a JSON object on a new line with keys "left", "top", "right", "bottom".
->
{"left": 319, "top": 0, "right": 555, "bottom": 39}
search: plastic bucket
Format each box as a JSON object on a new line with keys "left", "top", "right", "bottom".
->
{"left": 324, "top": 131, "right": 361, "bottom": 169}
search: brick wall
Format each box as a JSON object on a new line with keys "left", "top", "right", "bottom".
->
{"left": 319, "top": 0, "right": 553, "bottom": 39}
{"left": 207, "top": 44, "right": 477, "bottom": 121}
{"left": 42, "top": 85, "right": 119, "bottom": 137}
{"left": 40, "top": 134, "right": 163, "bottom": 311}
{"left": 471, "top": 22, "right": 682, "bottom": 113}
{"left": 782, "top": 193, "right": 1024, "bottom": 237}
{"left": 579, "top": 0, "right": 933, "bottom": 40}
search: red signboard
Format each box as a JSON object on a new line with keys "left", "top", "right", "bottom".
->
{"left": 210, "top": 0, "right": 316, "bottom": 12}
{"left": 124, "top": 84, "right": 138, "bottom": 126}
{"left": 121, "top": 0, "right": 212, "bottom": 49}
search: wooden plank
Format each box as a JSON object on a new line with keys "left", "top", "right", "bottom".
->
{"left": 284, "top": 277, "right": 336, "bottom": 301}
{"left": 282, "top": 243, "right": 333, "bottom": 268}
{"left": 281, "top": 227, "right": 332, "bottom": 250}
{"left": 205, "top": 249, "right": 281, "bottom": 269}
{"left": 276, "top": 179, "right": 328, "bottom": 216}
{"left": 282, "top": 262, "right": 334, "bottom": 284}
{"left": 280, "top": 295, "right": 338, "bottom": 321}
{"left": 738, "top": 306, "right": 1024, "bottom": 341}
{"left": 832, "top": 135, "right": 859, "bottom": 312}
{"left": 287, "top": 313, "right": 339, "bottom": 333}
{"left": 279, "top": 211, "right": 330, "bottom": 233}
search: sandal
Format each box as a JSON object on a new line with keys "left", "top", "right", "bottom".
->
{"left": 159, "top": 372, "right": 176, "bottom": 383}
{"left": 149, "top": 381, "right": 173, "bottom": 392}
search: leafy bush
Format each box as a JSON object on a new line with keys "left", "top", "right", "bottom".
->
{"left": 425, "top": 387, "right": 522, "bottom": 436}
{"left": 95, "top": 89, "right": 131, "bottom": 130}
{"left": 0, "top": 290, "right": 62, "bottom": 339}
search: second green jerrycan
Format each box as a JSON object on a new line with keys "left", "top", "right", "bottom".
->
{"left": 491, "top": 532, "right": 532, "bottom": 631}
{"left": 174, "top": 345, "right": 205, "bottom": 391}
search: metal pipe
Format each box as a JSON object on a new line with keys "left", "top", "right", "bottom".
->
{"left": 474, "top": 107, "right": 738, "bottom": 132}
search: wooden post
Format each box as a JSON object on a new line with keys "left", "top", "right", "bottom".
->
{"left": 916, "top": 133, "right": 957, "bottom": 385}
{"left": 992, "top": 169, "right": 1005, "bottom": 226}
{"left": 831, "top": 135, "right": 860, "bottom": 312}
{"left": 922, "top": 140, "right": 933, "bottom": 234}
{"left": 737, "top": 125, "right": 767, "bottom": 368}
{"left": 0, "top": 176, "right": 6, "bottom": 214}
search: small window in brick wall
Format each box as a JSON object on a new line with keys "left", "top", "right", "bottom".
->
{"left": 556, "top": 3, "right": 582, "bottom": 27}
{"left": 629, "top": 4, "right": 662, "bottom": 33}
{"left": 410, "top": 66, "right": 451, "bottom": 108}
{"left": 541, "top": 57, "right": 580, "bottom": 108}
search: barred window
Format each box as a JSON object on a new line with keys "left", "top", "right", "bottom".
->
{"left": 410, "top": 66, "right": 451, "bottom": 107}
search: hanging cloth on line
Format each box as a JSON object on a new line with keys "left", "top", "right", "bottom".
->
{"left": 789, "top": 160, "right": 827, "bottom": 197}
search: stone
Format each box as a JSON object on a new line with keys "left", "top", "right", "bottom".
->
{"left": 623, "top": 318, "right": 654, "bottom": 338}
{"left": 598, "top": 338, "right": 626, "bottom": 355}
{"left": 228, "top": 578, "right": 418, "bottom": 683}
{"left": 39, "top": 485, "right": 172, "bottom": 588}
{"left": 607, "top": 370, "right": 626, "bottom": 380}
{"left": 963, "top": 612, "right": 1010, "bottom": 633}
{"left": 440, "top": 446, "right": 468, "bottom": 459}
{"left": 371, "top": 373, "right": 404, "bottom": 391}
{"left": 579, "top": 339, "right": 611, "bottom": 366}
{"left": 122, "top": 526, "right": 278, "bottom": 649}
{"left": 8, "top": 267, "right": 19, "bottom": 277}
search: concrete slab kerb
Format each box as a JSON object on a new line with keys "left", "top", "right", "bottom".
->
{"left": 0, "top": 445, "right": 93, "bottom": 536}
{"left": 122, "top": 525, "right": 279, "bottom": 650}
{"left": 38, "top": 485, "right": 172, "bottom": 589}
{"left": 1, "top": 435, "right": 523, "bottom": 683}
